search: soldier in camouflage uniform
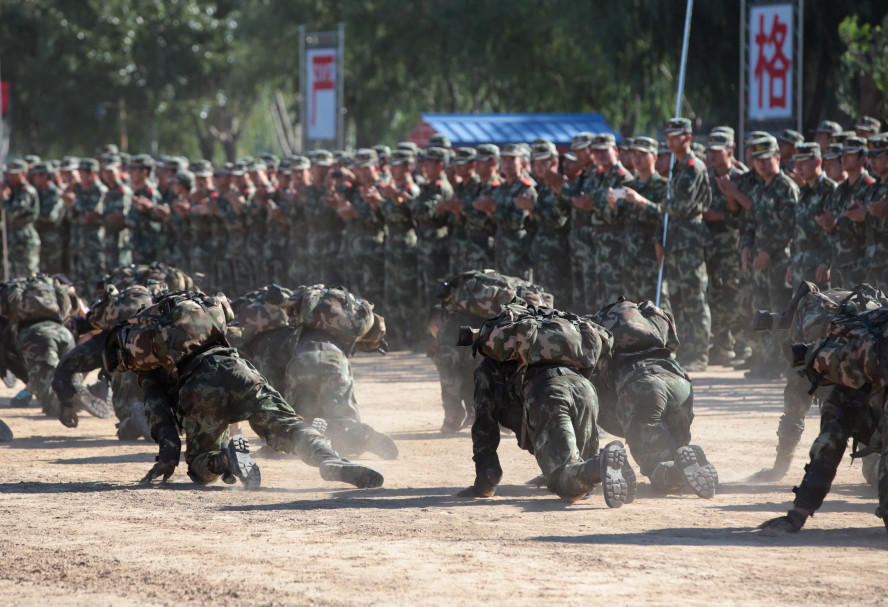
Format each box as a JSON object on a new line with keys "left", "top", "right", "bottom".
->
{"left": 215, "top": 164, "right": 249, "bottom": 294}
{"left": 777, "top": 129, "right": 804, "bottom": 175}
{"left": 614, "top": 136, "right": 668, "bottom": 303}
{"left": 572, "top": 134, "right": 633, "bottom": 311}
{"left": 378, "top": 150, "right": 420, "bottom": 348}
{"left": 787, "top": 143, "right": 837, "bottom": 290}
{"left": 126, "top": 155, "right": 163, "bottom": 265}
{"left": 526, "top": 140, "right": 572, "bottom": 304}
{"left": 656, "top": 118, "right": 712, "bottom": 371}
{"left": 99, "top": 158, "right": 133, "bottom": 270}
{"left": 459, "top": 355, "right": 634, "bottom": 507}
{"left": 69, "top": 159, "right": 108, "bottom": 294}
{"left": 441, "top": 148, "right": 475, "bottom": 276}
{"left": 862, "top": 134, "right": 888, "bottom": 286}
{"left": 161, "top": 171, "right": 194, "bottom": 275}
{"left": 245, "top": 162, "right": 273, "bottom": 289}
{"left": 566, "top": 133, "right": 597, "bottom": 311}
{"left": 409, "top": 147, "right": 453, "bottom": 322}
{"left": 304, "top": 150, "right": 346, "bottom": 285}
{"left": 814, "top": 120, "right": 842, "bottom": 155}
{"left": 460, "top": 144, "right": 498, "bottom": 271}
{"left": 283, "top": 156, "right": 311, "bottom": 286}
{"left": 31, "top": 162, "right": 66, "bottom": 275}
{"left": 2, "top": 160, "right": 41, "bottom": 278}
{"left": 104, "top": 290, "right": 385, "bottom": 489}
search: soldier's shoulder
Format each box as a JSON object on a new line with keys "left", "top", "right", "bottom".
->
{"left": 775, "top": 172, "right": 800, "bottom": 195}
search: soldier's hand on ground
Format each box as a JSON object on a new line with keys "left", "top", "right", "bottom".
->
{"left": 139, "top": 461, "right": 177, "bottom": 485}
{"left": 753, "top": 250, "right": 770, "bottom": 272}
{"left": 58, "top": 403, "right": 79, "bottom": 428}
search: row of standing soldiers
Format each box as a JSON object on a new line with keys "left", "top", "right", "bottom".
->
{"left": 2, "top": 113, "right": 887, "bottom": 361}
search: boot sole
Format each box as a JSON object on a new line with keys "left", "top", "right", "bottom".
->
{"left": 226, "top": 435, "right": 261, "bottom": 490}
{"left": 676, "top": 445, "right": 718, "bottom": 498}
{"left": 600, "top": 441, "right": 632, "bottom": 508}
{"left": 320, "top": 461, "right": 384, "bottom": 488}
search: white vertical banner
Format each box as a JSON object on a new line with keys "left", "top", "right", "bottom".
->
{"left": 748, "top": 3, "right": 794, "bottom": 120}
{"left": 305, "top": 48, "right": 337, "bottom": 141}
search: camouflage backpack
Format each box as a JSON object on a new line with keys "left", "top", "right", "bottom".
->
{"left": 0, "top": 274, "right": 76, "bottom": 324}
{"left": 86, "top": 283, "right": 167, "bottom": 332}
{"left": 287, "top": 284, "right": 376, "bottom": 348}
{"left": 804, "top": 306, "right": 888, "bottom": 390}
{"left": 474, "top": 302, "right": 612, "bottom": 371}
{"left": 105, "top": 290, "right": 234, "bottom": 375}
{"left": 229, "top": 284, "right": 294, "bottom": 348}
{"left": 440, "top": 269, "right": 554, "bottom": 318}
{"left": 105, "top": 262, "right": 194, "bottom": 294}
{"left": 593, "top": 298, "right": 679, "bottom": 355}
{"left": 790, "top": 283, "right": 888, "bottom": 344}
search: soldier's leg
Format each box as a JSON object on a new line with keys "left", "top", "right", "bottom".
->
{"left": 436, "top": 344, "right": 471, "bottom": 432}
{"left": 113, "top": 372, "right": 151, "bottom": 441}
{"left": 878, "top": 410, "right": 888, "bottom": 531}
{"left": 17, "top": 322, "right": 75, "bottom": 417}
{"left": 668, "top": 248, "right": 711, "bottom": 368}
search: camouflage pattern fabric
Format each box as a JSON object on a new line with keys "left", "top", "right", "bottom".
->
{"left": 287, "top": 284, "right": 375, "bottom": 352}
{"left": 3, "top": 180, "right": 41, "bottom": 278}
{"left": 35, "top": 182, "right": 67, "bottom": 275}
{"left": 662, "top": 153, "right": 712, "bottom": 365}
{"left": 165, "top": 201, "right": 191, "bottom": 274}
{"left": 238, "top": 325, "right": 300, "bottom": 397}
{"left": 379, "top": 177, "right": 420, "bottom": 347}
{"left": 492, "top": 176, "right": 536, "bottom": 280}
{"left": 0, "top": 317, "right": 28, "bottom": 383}
{"left": 127, "top": 182, "right": 162, "bottom": 264}
{"left": 566, "top": 171, "right": 594, "bottom": 312}
{"left": 283, "top": 190, "right": 309, "bottom": 286}
{"left": 441, "top": 269, "right": 553, "bottom": 319}
{"left": 434, "top": 313, "right": 479, "bottom": 429}
{"left": 103, "top": 182, "right": 133, "bottom": 269}
{"left": 244, "top": 195, "right": 270, "bottom": 289}
{"left": 461, "top": 176, "right": 498, "bottom": 270}
{"left": 216, "top": 188, "right": 249, "bottom": 294}
{"left": 17, "top": 320, "right": 76, "bottom": 416}
{"left": 805, "top": 306, "right": 888, "bottom": 390}
{"left": 141, "top": 346, "right": 334, "bottom": 484}
{"left": 530, "top": 182, "right": 572, "bottom": 306}
{"left": 829, "top": 171, "right": 875, "bottom": 286}
{"left": 264, "top": 192, "right": 290, "bottom": 286}
{"left": 342, "top": 182, "right": 386, "bottom": 307}
{"left": 70, "top": 181, "right": 107, "bottom": 294}
{"left": 229, "top": 284, "right": 293, "bottom": 349}
{"left": 0, "top": 274, "right": 76, "bottom": 324}
{"left": 303, "top": 184, "right": 346, "bottom": 286}
{"left": 621, "top": 173, "right": 667, "bottom": 302}
{"left": 408, "top": 176, "right": 453, "bottom": 317}
{"left": 104, "top": 262, "right": 194, "bottom": 294}
{"left": 593, "top": 299, "right": 679, "bottom": 355}
{"left": 791, "top": 173, "right": 836, "bottom": 288}
{"left": 864, "top": 176, "right": 888, "bottom": 286}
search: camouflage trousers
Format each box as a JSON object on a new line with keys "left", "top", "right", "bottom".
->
{"left": 707, "top": 249, "right": 745, "bottom": 356}
{"left": 71, "top": 246, "right": 105, "bottom": 296}
{"left": 569, "top": 228, "right": 593, "bottom": 313}
{"left": 17, "top": 320, "right": 76, "bottom": 417}
{"left": 751, "top": 256, "right": 792, "bottom": 369}
{"left": 348, "top": 240, "right": 386, "bottom": 314}
{"left": 792, "top": 385, "right": 882, "bottom": 513}
{"left": 532, "top": 232, "right": 572, "bottom": 309}
{"left": 415, "top": 238, "right": 450, "bottom": 322}
{"left": 435, "top": 333, "right": 478, "bottom": 428}
{"left": 307, "top": 230, "right": 345, "bottom": 286}
{"left": 449, "top": 233, "right": 467, "bottom": 276}
{"left": 9, "top": 240, "right": 40, "bottom": 280}
{"left": 1, "top": 318, "right": 28, "bottom": 383}
{"left": 149, "top": 347, "right": 333, "bottom": 484}
{"left": 587, "top": 231, "right": 624, "bottom": 312}
{"left": 790, "top": 251, "right": 830, "bottom": 291}
{"left": 663, "top": 247, "right": 711, "bottom": 365}
{"left": 240, "top": 327, "right": 299, "bottom": 397}
{"left": 105, "top": 245, "right": 132, "bottom": 272}
{"left": 284, "top": 340, "right": 379, "bottom": 457}
{"left": 613, "top": 360, "right": 693, "bottom": 490}
{"left": 37, "top": 231, "right": 66, "bottom": 275}
{"left": 494, "top": 232, "right": 531, "bottom": 282}
{"left": 463, "top": 234, "right": 495, "bottom": 272}
{"left": 522, "top": 366, "right": 601, "bottom": 501}
{"left": 384, "top": 238, "right": 420, "bottom": 348}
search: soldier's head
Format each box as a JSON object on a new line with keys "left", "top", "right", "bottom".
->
{"left": 59, "top": 156, "right": 80, "bottom": 186}
{"left": 664, "top": 118, "right": 693, "bottom": 156}
{"left": 452, "top": 147, "right": 477, "bottom": 180}
{"left": 499, "top": 144, "right": 523, "bottom": 180}
{"left": 570, "top": 132, "right": 594, "bottom": 167}
{"left": 3, "top": 159, "right": 27, "bottom": 187}
{"left": 560, "top": 152, "right": 581, "bottom": 180}
{"left": 427, "top": 133, "right": 452, "bottom": 150}
{"left": 309, "top": 150, "right": 333, "bottom": 183}
{"left": 655, "top": 141, "right": 670, "bottom": 177}
{"left": 706, "top": 132, "right": 734, "bottom": 172}
{"left": 792, "top": 142, "right": 822, "bottom": 183}
{"left": 231, "top": 162, "right": 249, "bottom": 190}
{"left": 30, "top": 162, "right": 53, "bottom": 189}
{"left": 530, "top": 140, "right": 557, "bottom": 180}
{"left": 630, "top": 136, "right": 658, "bottom": 176}
{"left": 821, "top": 143, "right": 846, "bottom": 183}
{"left": 777, "top": 129, "right": 804, "bottom": 162}
{"left": 289, "top": 156, "right": 311, "bottom": 187}
{"left": 77, "top": 158, "right": 100, "bottom": 187}
{"left": 173, "top": 170, "right": 194, "bottom": 196}
{"left": 841, "top": 136, "right": 866, "bottom": 173}
{"left": 248, "top": 162, "right": 269, "bottom": 188}
{"left": 192, "top": 160, "right": 214, "bottom": 191}
{"left": 352, "top": 149, "right": 380, "bottom": 185}
{"left": 855, "top": 115, "right": 881, "bottom": 139}
{"left": 215, "top": 164, "right": 232, "bottom": 192}
{"left": 814, "top": 120, "right": 842, "bottom": 153}
{"left": 590, "top": 134, "right": 617, "bottom": 170}
{"left": 422, "top": 147, "right": 448, "bottom": 180}
{"left": 744, "top": 131, "right": 769, "bottom": 166}
{"left": 259, "top": 154, "right": 279, "bottom": 181}
{"left": 372, "top": 145, "right": 391, "bottom": 171}
{"left": 618, "top": 140, "right": 634, "bottom": 173}
{"left": 866, "top": 134, "right": 888, "bottom": 177}
{"left": 129, "top": 154, "right": 154, "bottom": 187}
{"left": 475, "top": 144, "right": 499, "bottom": 179}
{"left": 277, "top": 159, "right": 292, "bottom": 189}
{"left": 389, "top": 150, "right": 414, "bottom": 181}
{"left": 749, "top": 135, "right": 780, "bottom": 179}
{"left": 100, "top": 157, "right": 123, "bottom": 186}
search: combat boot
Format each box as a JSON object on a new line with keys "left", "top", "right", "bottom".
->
{"left": 318, "top": 450, "right": 384, "bottom": 488}
{"left": 594, "top": 440, "right": 634, "bottom": 508}
{"left": 212, "top": 435, "right": 261, "bottom": 489}
{"left": 675, "top": 445, "right": 718, "bottom": 498}
{"left": 9, "top": 389, "right": 32, "bottom": 407}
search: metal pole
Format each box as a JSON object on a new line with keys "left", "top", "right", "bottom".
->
{"left": 655, "top": 0, "right": 694, "bottom": 307}
{"left": 298, "top": 24, "right": 306, "bottom": 153}
{"left": 336, "top": 21, "right": 345, "bottom": 151}
{"left": 796, "top": 0, "right": 803, "bottom": 133}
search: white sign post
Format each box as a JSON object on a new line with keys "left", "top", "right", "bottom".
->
{"left": 300, "top": 24, "right": 345, "bottom": 151}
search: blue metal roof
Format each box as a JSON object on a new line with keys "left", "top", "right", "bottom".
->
{"left": 421, "top": 113, "right": 620, "bottom": 146}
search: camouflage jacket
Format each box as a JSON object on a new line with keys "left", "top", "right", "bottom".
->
{"left": 462, "top": 175, "right": 498, "bottom": 240}
{"left": 2, "top": 182, "right": 40, "bottom": 248}
{"left": 126, "top": 182, "right": 163, "bottom": 255}
{"left": 408, "top": 176, "right": 453, "bottom": 242}
{"left": 103, "top": 182, "right": 132, "bottom": 253}
{"left": 244, "top": 192, "right": 270, "bottom": 258}
{"left": 188, "top": 189, "right": 224, "bottom": 257}
{"left": 705, "top": 165, "right": 747, "bottom": 254}
{"left": 622, "top": 173, "right": 667, "bottom": 264}
{"left": 71, "top": 181, "right": 107, "bottom": 250}
{"left": 217, "top": 188, "right": 248, "bottom": 255}
{"left": 532, "top": 182, "right": 571, "bottom": 235}
{"left": 493, "top": 176, "right": 536, "bottom": 236}
{"left": 264, "top": 189, "right": 291, "bottom": 259}
{"left": 830, "top": 170, "right": 875, "bottom": 270}
{"left": 792, "top": 173, "right": 837, "bottom": 272}
{"left": 344, "top": 179, "right": 386, "bottom": 244}
{"left": 283, "top": 188, "right": 308, "bottom": 256}
{"left": 303, "top": 184, "right": 344, "bottom": 235}
{"left": 379, "top": 177, "right": 419, "bottom": 243}
{"left": 567, "top": 169, "right": 593, "bottom": 231}
{"left": 740, "top": 171, "right": 798, "bottom": 260}
{"left": 35, "top": 183, "right": 66, "bottom": 235}
{"left": 662, "top": 152, "right": 711, "bottom": 252}
{"left": 580, "top": 163, "right": 633, "bottom": 228}
{"left": 166, "top": 198, "right": 191, "bottom": 264}
{"left": 864, "top": 174, "right": 888, "bottom": 266}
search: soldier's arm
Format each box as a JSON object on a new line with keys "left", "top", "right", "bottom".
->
{"left": 759, "top": 184, "right": 797, "bottom": 256}
{"left": 43, "top": 188, "right": 67, "bottom": 225}
{"left": 665, "top": 165, "right": 709, "bottom": 219}
{"left": 5, "top": 189, "right": 40, "bottom": 226}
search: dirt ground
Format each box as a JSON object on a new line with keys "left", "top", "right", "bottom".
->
{"left": 0, "top": 351, "right": 884, "bottom": 606}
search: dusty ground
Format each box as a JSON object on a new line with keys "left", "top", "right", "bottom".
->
{"left": 0, "top": 351, "right": 884, "bottom": 606}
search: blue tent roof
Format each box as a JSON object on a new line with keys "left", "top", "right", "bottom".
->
{"left": 421, "top": 113, "right": 620, "bottom": 147}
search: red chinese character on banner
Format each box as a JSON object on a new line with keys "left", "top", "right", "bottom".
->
{"left": 311, "top": 55, "right": 334, "bottom": 127}
{"left": 754, "top": 13, "right": 790, "bottom": 110}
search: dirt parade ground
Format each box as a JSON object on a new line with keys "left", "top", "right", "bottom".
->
{"left": 0, "top": 351, "right": 884, "bottom": 607}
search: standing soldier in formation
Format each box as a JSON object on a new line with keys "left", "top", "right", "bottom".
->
{"left": 656, "top": 118, "right": 712, "bottom": 371}
{"left": 409, "top": 147, "right": 453, "bottom": 318}
{"left": 787, "top": 143, "right": 836, "bottom": 290}
{"left": 526, "top": 139, "right": 572, "bottom": 304}
{"left": 31, "top": 162, "right": 66, "bottom": 275}
{"left": 461, "top": 144, "right": 498, "bottom": 271}
{"left": 1, "top": 159, "right": 41, "bottom": 278}
{"left": 574, "top": 133, "right": 633, "bottom": 311}
{"left": 100, "top": 157, "right": 133, "bottom": 271}
{"left": 127, "top": 155, "right": 162, "bottom": 265}
{"left": 246, "top": 162, "right": 272, "bottom": 289}
{"left": 188, "top": 161, "right": 223, "bottom": 290}
{"left": 864, "top": 134, "right": 888, "bottom": 285}
{"left": 379, "top": 149, "right": 420, "bottom": 348}
{"left": 164, "top": 170, "right": 194, "bottom": 274}
{"left": 285, "top": 156, "right": 311, "bottom": 286}
{"left": 442, "top": 147, "right": 478, "bottom": 275}
{"left": 69, "top": 159, "right": 107, "bottom": 293}
{"left": 567, "top": 133, "right": 596, "bottom": 310}
{"left": 304, "top": 150, "right": 345, "bottom": 286}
